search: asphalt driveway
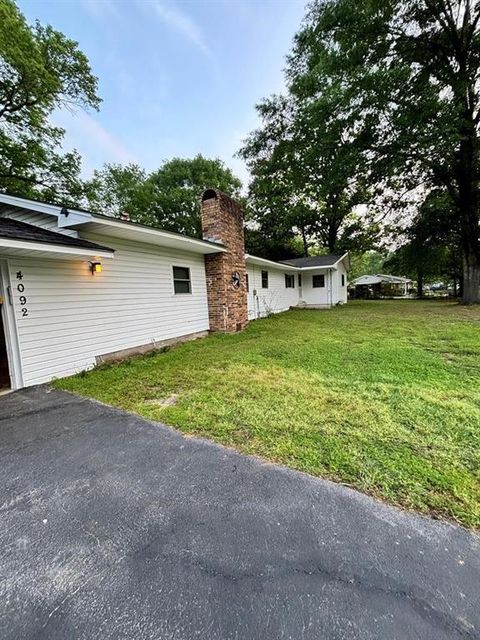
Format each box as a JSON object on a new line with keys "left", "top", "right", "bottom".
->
{"left": 1, "top": 387, "right": 479, "bottom": 640}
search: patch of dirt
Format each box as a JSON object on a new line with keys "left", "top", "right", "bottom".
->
{"left": 144, "top": 394, "right": 178, "bottom": 407}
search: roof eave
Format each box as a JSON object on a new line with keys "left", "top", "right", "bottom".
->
{"left": 83, "top": 215, "right": 227, "bottom": 255}
{"left": 245, "top": 254, "right": 300, "bottom": 271}
{"left": 280, "top": 251, "right": 350, "bottom": 270}
{"left": 0, "top": 238, "right": 115, "bottom": 259}
{"left": 0, "top": 194, "right": 226, "bottom": 255}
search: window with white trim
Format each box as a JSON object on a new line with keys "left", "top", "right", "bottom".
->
{"left": 285, "top": 274, "right": 295, "bottom": 288}
{"left": 173, "top": 266, "right": 191, "bottom": 294}
{"left": 312, "top": 274, "right": 325, "bottom": 288}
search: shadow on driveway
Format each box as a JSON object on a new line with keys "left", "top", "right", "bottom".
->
{"left": 1, "top": 387, "right": 479, "bottom": 640}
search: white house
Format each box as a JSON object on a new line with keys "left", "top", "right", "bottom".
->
{"left": 246, "top": 253, "right": 349, "bottom": 320}
{"left": 0, "top": 190, "right": 349, "bottom": 391}
{"left": 352, "top": 274, "right": 412, "bottom": 297}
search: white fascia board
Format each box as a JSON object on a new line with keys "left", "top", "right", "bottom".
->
{"left": 245, "top": 254, "right": 300, "bottom": 271}
{"left": 339, "top": 252, "right": 350, "bottom": 270}
{"left": 87, "top": 215, "right": 227, "bottom": 255}
{"left": 0, "top": 193, "right": 93, "bottom": 226}
{"left": 58, "top": 210, "right": 93, "bottom": 228}
{"left": 247, "top": 251, "right": 350, "bottom": 272}
{"left": 0, "top": 238, "right": 114, "bottom": 259}
{"left": 375, "top": 273, "right": 411, "bottom": 283}
{"left": 297, "top": 265, "right": 336, "bottom": 272}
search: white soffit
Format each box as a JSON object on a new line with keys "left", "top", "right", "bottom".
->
{"left": 81, "top": 218, "right": 226, "bottom": 255}
{"left": 245, "top": 254, "right": 300, "bottom": 271}
{"left": 0, "top": 238, "right": 114, "bottom": 260}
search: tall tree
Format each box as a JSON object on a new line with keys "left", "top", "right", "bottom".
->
{"left": 240, "top": 32, "right": 383, "bottom": 258}
{"left": 145, "top": 156, "right": 242, "bottom": 237}
{"left": 0, "top": 0, "right": 100, "bottom": 202}
{"left": 84, "top": 163, "right": 148, "bottom": 218}
{"left": 84, "top": 155, "right": 243, "bottom": 237}
{"left": 286, "top": 0, "right": 480, "bottom": 303}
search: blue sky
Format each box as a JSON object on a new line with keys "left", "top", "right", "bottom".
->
{"left": 18, "top": 0, "right": 306, "bottom": 185}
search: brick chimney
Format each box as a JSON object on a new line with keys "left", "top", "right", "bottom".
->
{"left": 201, "top": 189, "right": 248, "bottom": 333}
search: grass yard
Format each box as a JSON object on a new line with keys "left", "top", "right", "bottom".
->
{"left": 55, "top": 300, "right": 480, "bottom": 529}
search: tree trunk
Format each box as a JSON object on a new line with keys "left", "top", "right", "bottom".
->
{"left": 327, "top": 223, "right": 337, "bottom": 253}
{"left": 417, "top": 268, "right": 424, "bottom": 298}
{"left": 449, "top": 33, "right": 480, "bottom": 304}
{"left": 462, "top": 248, "right": 480, "bottom": 304}
{"left": 455, "top": 98, "right": 480, "bottom": 303}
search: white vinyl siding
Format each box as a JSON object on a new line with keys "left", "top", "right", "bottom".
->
{"left": 300, "top": 266, "right": 347, "bottom": 307}
{"left": 247, "top": 264, "right": 300, "bottom": 319}
{"left": 301, "top": 269, "right": 332, "bottom": 307}
{"left": 331, "top": 262, "right": 348, "bottom": 304}
{"left": 1, "top": 206, "right": 350, "bottom": 388}
{"left": 7, "top": 233, "right": 209, "bottom": 387}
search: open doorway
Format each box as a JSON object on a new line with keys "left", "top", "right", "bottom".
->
{"left": 0, "top": 303, "right": 10, "bottom": 389}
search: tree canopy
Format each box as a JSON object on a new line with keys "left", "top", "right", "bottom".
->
{"left": 84, "top": 163, "right": 148, "bottom": 219}
{"left": 0, "top": 0, "right": 100, "bottom": 203}
{"left": 84, "top": 155, "right": 243, "bottom": 237}
{"left": 241, "top": 0, "right": 480, "bottom": 302}
{"left": 240, "top": 6, "right": 386, "bottom": 260}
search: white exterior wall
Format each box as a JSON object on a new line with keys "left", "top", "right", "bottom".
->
{"left": 300, "top": 269, "right": 332, "bottom": 307}
{"left": 1, "top": 204, "right": 351, "bottom": 388}
{"left": 300, "top": 265, "right": 347, "bottom": 307}
{"left": 4, "top": 234, "right": 210, "bottom": 387}
{"left": 247, "top": 264, "right": 300, "bottom": 319}
{"left": 333, "top": 262, "right": 348, "bottom": 304}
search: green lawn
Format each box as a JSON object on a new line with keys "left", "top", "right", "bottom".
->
{"left": 55, "top": 300, "right": 480, "bottom": 529}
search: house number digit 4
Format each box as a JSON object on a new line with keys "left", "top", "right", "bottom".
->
{"left": 16, "top": 271, "right": 28, "bottom": 317}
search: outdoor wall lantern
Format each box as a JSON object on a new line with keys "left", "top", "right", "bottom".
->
{"left": 89, "top": 260, "right": 103, "bottom": 275}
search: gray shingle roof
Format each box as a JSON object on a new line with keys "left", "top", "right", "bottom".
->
{"left": 280, "top": 254, "right": 345, "bottom": 268}
{"left": 0, "top": 217, "right": 114, "bottom": 253}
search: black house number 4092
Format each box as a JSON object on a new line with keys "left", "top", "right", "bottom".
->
{"left": 16, "top": 270, "right": 28, "bottom": 317}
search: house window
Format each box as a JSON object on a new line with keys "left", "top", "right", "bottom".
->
{"left": 173, "top": 266, "right": 191, "bottom": 294}
{"left": 298, "top": 274, "right": 302, "bottom": 288}
{"left": 285, "top": 274, "right": 295, "bottom": 288}
{"left": 341, "top": 274, "right": 345, "bottom": 287}
{"left": 261, "top": 270, "right": 269, "bottom": 288}
{"left": 312, "top": 274, "right": 325, "bottom": 288}
{"left": 246, "top": 273, "right": 249, "bottom": 292}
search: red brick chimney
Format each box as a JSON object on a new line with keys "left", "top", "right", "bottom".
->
{"left": 201, "top": 189, "right": 248, "bottom": 333}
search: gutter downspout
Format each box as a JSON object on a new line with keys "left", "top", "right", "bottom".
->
{"left": 329, "top": 268, "right": 333, "bottom": 308}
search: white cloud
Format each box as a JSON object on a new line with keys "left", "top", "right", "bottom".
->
{"left": 52, "top": 109, "right": 138, "bottom": 177}
{"left": 151, "top": 1, "right": 212, "bottom": 58}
